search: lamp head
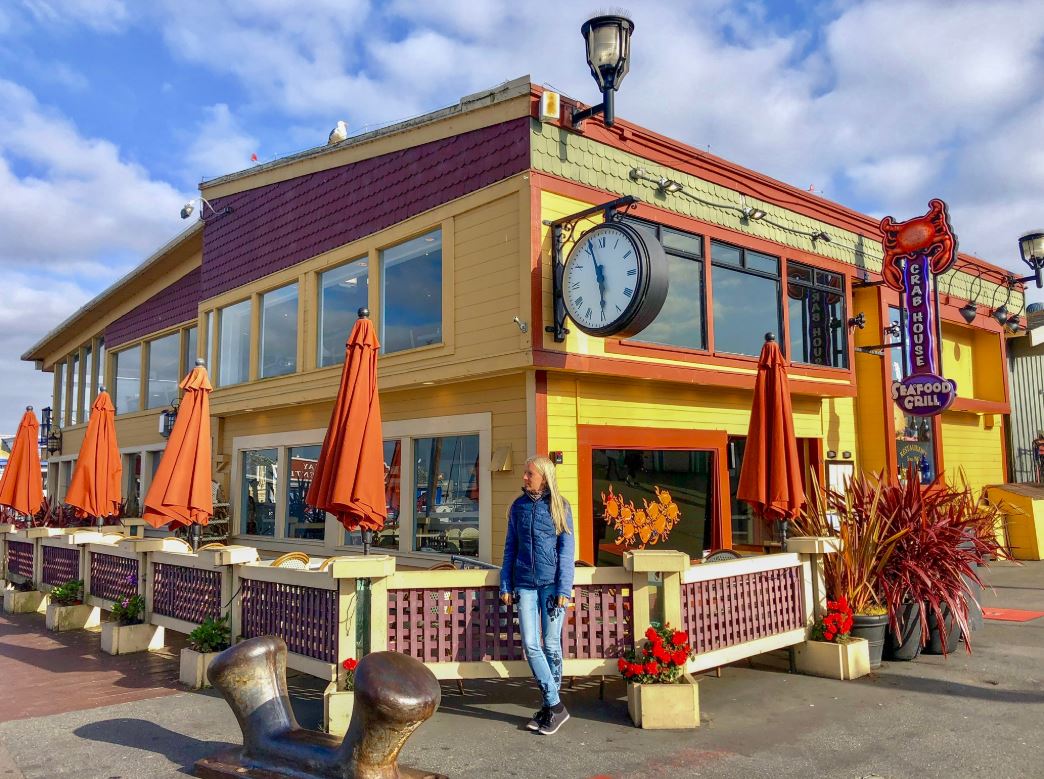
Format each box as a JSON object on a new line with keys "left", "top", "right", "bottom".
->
{"left": 958, "top": 301, "right": 977, "bottom": 324}
{"left": 581, "top": 14, "right": 635, "bottom": 93}
{"left": 1019, "top": 230, "right": 1044, "bottom": 268}
{"left": 180, "top": 201, "right": 195, "bottom": 220}
{"left": 992, "top": 304, "right": 1009, "bottom": 324}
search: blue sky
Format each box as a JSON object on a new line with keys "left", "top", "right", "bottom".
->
{"left": 1, "top": 0, "right": 1043, "bottom": 429}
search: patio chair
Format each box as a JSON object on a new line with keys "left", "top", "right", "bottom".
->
{"left": 271, "top": 551, "right": 311, "bottom": 569}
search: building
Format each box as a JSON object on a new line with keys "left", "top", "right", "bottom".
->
{"left": 22, "top": 76, "right": 1024, "bottom": 566}
{"left": 1006, "top": 304, "right": 1044, "bottom": 483}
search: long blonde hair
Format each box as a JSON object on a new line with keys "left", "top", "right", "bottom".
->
{"left": 526, "top": 455, "right": 571, "bottom": 535}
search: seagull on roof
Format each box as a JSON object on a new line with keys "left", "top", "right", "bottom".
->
{"left": 328, "top": 120, "right": 348, "bottom": 145}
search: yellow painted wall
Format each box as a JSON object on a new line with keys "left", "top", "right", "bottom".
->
{"left": 853, "top": 288, "right": 888, "bottom": 474}
{"left": 940, "top": 323, "right": 1007, "bottom": 403}
{"left": 940, "top": 411, "right": 1005, "bottom": 495}
{"left": 984, "top": 485, "right": 1044, "bottom": 560}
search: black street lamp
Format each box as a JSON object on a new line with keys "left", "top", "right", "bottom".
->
{"left": 1016, "top": 230, "right": 1044, "bottom": 288}
{"left": 572, "top": 14, "right": 635, "bottom": 129}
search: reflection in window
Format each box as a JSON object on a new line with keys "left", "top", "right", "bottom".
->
{"left": 727, "top": 437, "right": 755, "bottom": 545}
{"left": 219, "top": 300, "right": 251, "bottom": 386}
{"left": 96, "top": 338, "right": 105, "bottom": 394}
{"left": 381, "top": 230, "right": 442, "bottom": 354}
{"left": 113, "top": 347, "right": 141, "bottom": 414}
{"left": 241, "top": 448, "right": 278, "bottom": 536}
{"left": 627, "top": 222, "right": 705, "bottom": 350}
{"left": 69, "top": 354, "right": 80, "bottom": 425}
{"left": 710, "top": 240, "right": 781, "bottom": 358}
{"left": 184, "top": 327, "right": 197, "bottom": 374}
{"left": 787, "top": 262, "right": 847, "bottom": 368}
{"left": 260, "top": 284, "right": 298, "bottom": 378}
{"left": 319, "top": 259, "right": 369, "bottom": 368}
{"left": 591, "top": 448, "right": 715, "bottom": 565}
{"left": 286, "top": 445, "right": 325, "bottom": 540}
{"left": 147, "top": 332, "right": 181, "bottom": 409}
{"left": 124, "top": 453, "right": 142, "bottom": 516}
{"left": 411, "top": 434, "right": 479, "bottom": 556}
{"left": 369, "top": 439, "right": 402, "bottom": 549}
{"left": 84, "top": 345, "right": 94, "bottom": 405}
{"left": 55, "top": 361, "right": 65, "bottom": 428}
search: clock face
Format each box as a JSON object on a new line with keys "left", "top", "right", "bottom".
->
{"left": 563, "top": 225, "right": 644, "bottom": 334}
{"left": 559, "top": 221, "right": 669, "bottom": 339}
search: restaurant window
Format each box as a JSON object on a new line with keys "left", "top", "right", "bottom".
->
{"left": 411, "top": 434, "right": 480, "bottom": 556}
{"left": 113, "top": 346, "right": 141, "bottom": 414}
{"left": 184, "top": 327, "right": 197, "bottom": 374}
{"left": 69, "top": 354, "right": 80, "bottom": 425}
{"left": 381, "top": 229, "right": 442, "bottom": 354}
{"left": 319, "top": 258, "right": 369, "bottom": 368}
{"left": 96, "top": 338, "right": 105, "bottom": 392}
{"left": 260, "top": 283, "right": 298, "bottom": 378}
{"left": 218, "top": 300, "right": 251, "bottom": 386}
{"left": 147, "top": 332, "right": 180, "bottom": 410}
{"left": 123, "top": 453, "right": 142, "bottom": 516}
{"left": 54, "top": 361, "right": 65, "bottom": 428}
{"left": 84, "top": 344, "right": 94, "bottom": 404}
{"left": 625, "top": 221, "right": 706, "bottom": 350}
{"left": 591, "top": 448, "right": 716, "bottom": 565}
{"left": 286, "top": 444, "right": 325, "bottom": 540}
{"left": 710, "top": 240, "right": 782, "bottom": 358}
{"left": 890, "top": 305, "right": 936, "bottom": 484}
{"left": 787, "top": 262, "right": 848, "bottom": 368}
{"left": 241, "top": 448, "right": 278, "bottom": 537}
{"left": 366, "top": 439, "right": 403, "bottom": 549}
{"left": 727, "top": 437, "right": 755, "bottom": 545}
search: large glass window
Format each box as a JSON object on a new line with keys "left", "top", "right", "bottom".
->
{"left": 286, "top": 444, "right": 325, "bottom": 540}
{"left": 710, "top": 240, "right": 782, "bottom": 357}
{"left": 84, "top": 345, "right": 94, "bottom": 405}
{"left": 381, "top": 230, "right": 442, "bottom": 354}
{"left": 260, "top": 284, "right": 298, "bottom": 378}
{"left": 369, "top": 439, "right": 402, "bottom": 549}
{"left": 787, "top": 262, "right": 847, "bottom": 368}
{"left": 627, "top": 222, "right": 706, "bottom": 350}
{"left": 319, "top": 259, "right": 369, "bottom": 367}
{"left": 184, "top": 327, "right": 197, "bottom": 374}
{"left": 113, "top": 346, "right": 141, "bottom": 414}
{"left": 727, "top": 437, "right": 755, "bottom": 545}
{"left": 411, "top": 434, "right": 480, "bottom": 556}
{"left": 69, "top": 355, "right": 80, "bottom": 425}
{"left": 591, "top": 448, "right": 715, "bottom": 565}
{"left": 147, "top": 332, "right": 181, "bottom": 410}
{"left": 219, "top": 300, "right": 251, "bottom": 386}
{"left": 54, "top": 361, "right": 65, "bottom": 428}
{"left": 241, "top": 448, "right": 278, "bottom": 536}
{"left": 96, "top": 338, "right": 105, "bottom": 392}
{"left": 123, "top": 453, "right": 142, "bottom": 516}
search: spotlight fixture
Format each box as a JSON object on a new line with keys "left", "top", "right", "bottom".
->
{"left": 572, "top": 14, "right": 635, "bottom": 129}
{"left": 181, "top": 196, "right": 233, "bottom": 221}
{"left": 741, "top": 206, "right": 767, "bottom": 221}
{"left": 1006, "top": 312, "right": 1023, "bottom": 331}
{"left": 810, "top": 230, "right": 832, "bottom": 243}
{"left": 847, "top": 313, "right": 866, "bottom": 330}
{"left": 959, "top": 301, "right": 978, "bottom": 324}
{"left": 992, "top": 303, "right": 1010, "bottom": 324}
{"left": 657, "top": 177, "right": 684, "bottom": 194}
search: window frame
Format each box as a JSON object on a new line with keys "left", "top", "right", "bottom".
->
{"left": 112, "top": 343, "right": 143, "bottom": 416}
{"left": 216, "top": 298, "right": 253, "bottom": 388}
{"left": 785, "top": 260, "right": 849, "bottom": 369}
{"left": 145, "top": 331, "right": 182, "bottom": 410}
{"left": 379, "top": 227, "right": 445, "bottom": 356}
{"left": 709, "top": 238, "right": 784, "bottom": 359}
{"left": 317, "top": 256, "right": 370, "bottom": 369}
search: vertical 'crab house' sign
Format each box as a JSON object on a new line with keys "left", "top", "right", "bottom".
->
{"left": 880, "top": 199, "right": 958, "bottom": 415}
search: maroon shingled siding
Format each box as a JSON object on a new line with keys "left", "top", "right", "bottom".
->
{"left": 200, "top": 116, "right": 531, "bottom": 300}
{"left": 105, "top": 266, "right": 201, "bottom": 348}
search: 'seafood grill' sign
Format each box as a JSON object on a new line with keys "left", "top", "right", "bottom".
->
{"left": 880, "top": 199, "right": 958, "bottom": 416}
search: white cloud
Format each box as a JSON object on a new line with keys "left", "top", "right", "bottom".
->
{"left": 185, "top": 103, "right": 259, "bottom": 181}
{"left": 20, "top": 0, "right": 128, "bottom": 32}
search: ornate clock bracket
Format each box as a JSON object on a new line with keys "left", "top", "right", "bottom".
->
{"left": 543, "top": 195, "right": 639, "bottom": 342}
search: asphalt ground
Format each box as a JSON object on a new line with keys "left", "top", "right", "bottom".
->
{"left": 0, "top": 560, "right": 1040, "bottom": 779}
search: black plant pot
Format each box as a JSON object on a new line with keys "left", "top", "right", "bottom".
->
{"left": 884, "top": 601, "right": 922, "bottom": 661}
{"left": 923, "top": 605, "right": 962, "bottom": 655}
{"left": 851, "top": 612, "right": 889, "bottom": 668}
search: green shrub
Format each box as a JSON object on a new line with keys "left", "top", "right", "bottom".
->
{"left": 110, "top": 593, "right": 145, "bottom": 626}
{"left": 188, "top": 615, "right": 231, "bottom": 654}
{"left": 49, "top": 580, "right": 83, "bottom": 606}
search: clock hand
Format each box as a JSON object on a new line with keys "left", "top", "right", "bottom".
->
{"left": 588, "top": 243, "right": 607, "bottom": 309}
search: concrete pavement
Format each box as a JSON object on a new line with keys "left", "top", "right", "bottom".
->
{"left": 1, "top": 561, "right": 1041, "bottom": 778}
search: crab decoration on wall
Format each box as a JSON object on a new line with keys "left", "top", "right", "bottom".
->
{"left": 602, "top": 484, "right": 681, "bottom": 549}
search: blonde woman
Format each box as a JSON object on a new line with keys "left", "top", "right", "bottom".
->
{"left": 499, "top": 456, "right": 575, "bottom": 735}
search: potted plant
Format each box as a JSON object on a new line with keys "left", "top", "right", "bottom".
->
{"left": 794, "top": 597, "right": 870, "bottom": 680}
{"left": 324, "top": 657, "right": 359, "bottom": 736}
{"left": 3, "top": 578, "right": 47, "bottom": 615}
{"left": 45, "top": 579, "right": 99, "bottom": 632}
{"left": 180, "top": 616, "right": 231, "bottom": 688}
{"left": 619, "top": 624, "right": 699, "bottom": 729}
{"left": 101, "top": 593, "right": 164, "bottom": 655}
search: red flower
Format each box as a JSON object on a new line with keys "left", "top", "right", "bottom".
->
{"left": 672, "top": 649, "right": 688, "bottom": 665}
{"left": 645, "top": 627, "right": 658, "bottom": 642}
{"left": 630, "top": 662, "right": 644, "bottom": 677}
{"left": 653, "top": 643, "right": 671, "bottom": 663}
{"left": 617, "top": 657, "right": 628, "bottom": 673}
{"left": 671, "top": 630, "right": 688, "bottom": 646}
{"left": 644, "top": 661, "right": 658, "bottom": 675}
{"left": 342, "top": 658, "right": 358, "bottom": 672}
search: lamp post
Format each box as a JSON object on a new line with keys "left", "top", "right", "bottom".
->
{"left": 1017, "top": 230, "right": 1044, "bottom": 288}
{"left": 572, "top": 14, "right": 635, "bottom": 129}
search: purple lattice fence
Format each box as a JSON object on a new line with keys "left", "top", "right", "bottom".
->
{"left": 681, "top": 565, "right": 804, "bottom": 654}
{"left": 6, "top": 541, "right": 34, "bottom": 579}
{"left": 152, "top": 563, "right": 222, "bottom": 625}
{"left": 387, "top": 583, "right": 634, "bottom": 664}
{"left": 42, "top": 545, "right": 81, "bottom": 586}
{"left": 90, "top": 553, "right": 140, "bottom": 604}
{"left": 240, "top": 579, "right": 337, "bottom": 663}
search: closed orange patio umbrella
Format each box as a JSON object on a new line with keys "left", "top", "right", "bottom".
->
{"left": 0, "top": 407, "right": 44, "bottom": 522}
{"left": 65, "top": 389, "right": 122, "bottom": 528}
{"left": 143, "top": 359, "right": 213, "bottom": 549}
{"left": 307, "top": 308, "right": 386, "bottom": 551}
{"left": 737, "top": 334, "right": 805, "bottom": 540}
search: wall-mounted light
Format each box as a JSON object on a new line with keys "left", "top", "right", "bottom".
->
{"left": 159, "top": 398, "right": 179, "bottom": 438}
{"left": 1017, "top": 229, "right": 1044, "bottom": 289}
{"left": 741, "top": 206, "right": 767, "bottom": 221}
{"left": 827, "top": 450, "right": 837, "bottom": 459}
{"left": 181, "top": 196, "right": 233, "bottom": 222}
{"left": 572, "top": 14, "right": 635, "bottom": 129}
{"left": 46, "top": 425, "right": 62, "bottom": 455}
{"left": 810, "top": 230, "right": 832, "bottom": 243}
{"left": 657, "top": 176, "right": 684, "bottom": 194}
{"left": 848, "top": 313, "right": 866, "bottom": 330}
{"left": 842, "top": 451, "right": 852, "bottom": 459}
{"left": 959, "top": 302, "right": 978, "bottom": 324}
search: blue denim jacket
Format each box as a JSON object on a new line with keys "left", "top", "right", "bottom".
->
{"left": 499, "top": 491, "right": 575, "bottom": 599}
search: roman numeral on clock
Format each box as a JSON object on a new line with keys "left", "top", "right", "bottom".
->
{"left": 624, "top": 287, "right": 634, "bottom": 298}
{"left": 626, "top": 268, "right": 637, "bottom": 276}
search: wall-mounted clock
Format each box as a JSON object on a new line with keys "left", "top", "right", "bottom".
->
{"left": 562, "top": 220, "right": 669, "bottom": 338}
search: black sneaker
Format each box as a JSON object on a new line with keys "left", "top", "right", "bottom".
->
{"left": 537, "top": 706, "right": 569, "bottom": 735}
{"left": 526, "top": 706, "right": 550, "bottom": 731}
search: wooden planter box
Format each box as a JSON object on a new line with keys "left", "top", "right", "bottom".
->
{"left": 626, "top": 674, "right": 700, "bottom": 729}
{"left": 3, "top": 588, "right": 47, "bottom": 615}
{"left": 101, "top": 621, "right": 165, "bottom": 655}
{"left": 180, "top": 647, "right": 222, "bottom": 689}
{"left": 794, "top": 638, "right": 870, "bottom": 680}
{"left": 45, "top": 602, "right": 101, "bottom": 632}
{"left": 324, "top": 682, "right": 355, "bottom": 736}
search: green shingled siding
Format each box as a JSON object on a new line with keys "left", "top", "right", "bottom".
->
{"left": 530, "top": 119, "right": 1022, "bottom": 312}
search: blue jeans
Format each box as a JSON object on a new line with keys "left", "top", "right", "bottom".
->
{"left": 517, "top": 585, "right": 564, "bottom": 707}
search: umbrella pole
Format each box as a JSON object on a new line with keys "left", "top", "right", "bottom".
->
{"left": 190, "top": 524, "right": 202, "bottom": 553}
{"left": 362, "top": 528, "right": 373, "bottom": 556}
